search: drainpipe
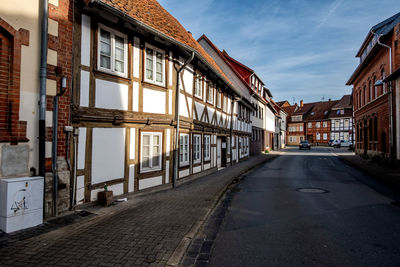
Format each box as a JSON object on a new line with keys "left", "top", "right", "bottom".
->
{"left": 52, "top": 76, "right": 67, "bottom": 217}
{"left": 172, "top": 52, "right": 195, "bottom": 188}
{"left": 371, "top": 30, "right": 393, "bottom": 163}
{"left": 39, "top": 0, "right": 48, "bottom": 217}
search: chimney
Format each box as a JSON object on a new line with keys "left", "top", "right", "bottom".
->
{"left": 300, "top": 100, "right": 303, "bottom": 107}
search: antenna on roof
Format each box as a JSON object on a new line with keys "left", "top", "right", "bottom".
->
{"left": 292, "top": 97, "right": 295, "bottom": 105}
{"left": 321, "top": 96, "right": 325, "bottom": 101}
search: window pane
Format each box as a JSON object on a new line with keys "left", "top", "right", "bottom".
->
{"left": 115, "top": 47, "right": 124, "bottom": 61}
{"left": 152, "top": 155, "right": 160, "bottom": 167}
{"left": 100, "top": 30, "right": 111, "bottom": 44}
{"left": 156, "top": 52, "right": 163, "bottom": 83}
{"left": 100, "top": 55, "right": 111, "bottom": 69}
{"left": 115, "top": 36, "right": 124, "bottom": 49}
{"left": 143, "top": 135, "right": 150, "bottom": 145}
{"left": 146, "top": 48, "right": 154, "bottom": 80}
{"left": 100, "top": 42, "right": 111, "bottom": 56}
{"left": 142, "top": 156, "right": 150, "bottom": 168}
{"left": 142, "top": 145, "right": 149, "bottom": 157}
{"left": 115, "top": 60, "right": 124, "bottom": 73}
{"left": 153, "top": 135, "right": 159, "bottom": 145}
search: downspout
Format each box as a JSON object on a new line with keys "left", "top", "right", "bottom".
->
{"left": 172, "top": 52, "right": 195, "bottom": 188}
{"left": 371, "top": 30, "right": 393, "bottom": 162}
{"left": 39, "top": 0, "right": 48, "bottom": 217}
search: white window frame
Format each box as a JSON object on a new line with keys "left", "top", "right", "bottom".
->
{"left": 204, "top": 135, "right": 211, "bottom": 161}
{"left": 299, "top": 125, "right": 303, "bottom": 131}
{"left": 144, "top": 43, "right": 166, "bottom": 87}
{"left": 179, "top": 133, "right": 189, "bottom": 166}
{"left": 140, "top": 132, "right": 163, "bottom": 173}
{"left": 316, "top": 132, "right": 320, "bottom": 141}
{"left": 323, "top": 121, "right": 328, "bottom": 128}
{"left": 323, "top": 133, "right": 328, "bottom": 140}
{"left": 316, "top": 122, "right": 320, "bottom": 128}
{"left": 216, "top": 91, "right": 221, "bottom": 108}
{"left": 207, "top": 82, "right": 214, "bottom": 104}
{"left": 308, "top": 122, "right": 312, "bottom": 128}
{"left": 194, "top": 74, "right": 203, "bottom": 99}
{"left": 193, "top": 134, "right": 201, "bottom": 163}
{"left": 97, "top": 24, "right": 128, "bottom": 77}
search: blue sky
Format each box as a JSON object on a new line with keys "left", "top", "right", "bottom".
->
{"left": 158, "top": 0, "right": 399, "bottom": 104}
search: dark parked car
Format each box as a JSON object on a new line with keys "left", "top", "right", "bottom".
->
{"left": 299, "top": 140, "right": 311, "bottom": 150}
{"left": 328, "top": 139, "right": 334, "bottom": 146}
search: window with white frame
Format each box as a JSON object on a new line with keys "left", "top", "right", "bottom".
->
{"left": 204, "top": 135, "right": 210, "bottom": 161}
{"left": 308, "top": 122, "right": 312, "bottom": 128}
{"left": 216, "top": 91, "right": 221, "bottom": 108}
{"left": 140, "top": 132, "right": 162, "bottom": 172}
{"left": 145, "top": 44, "right": 165, "bottom": 86}
{"left": 299, "top": 125, "right": 303, "bottom": 131}
{"left": 292, "top": 115, "right": 302, "bottom": 122}
{"left": 179, "top": 134, "right": 189, "bottom": 165}
{"left": 316, "top": 122, "right": 320, "bottom": 128}
{"left": 344, "top": 119, "right": 349, "bottom": 128}
{"left": 207, "top": 82, "right": 213, "bottom": 103}
{"left": 193, "top": 134, "right": 201, "bottom": 163}
{"left": 323, "top": 121, "right": 328, "bottom": 128}
{"left": 316, "top": 132, "right": 320, "bottom": 140}
{"left": 98, "top": 24, "right": 128, "bottom": 77}
{"left": 194, "top": 74, "right": 202, "bottom": 98}
{"left": 323, "top": 133, "right": 327, "bottom": 140}
{"left": 335, "top": 120, "right": 340, "bottom": 128}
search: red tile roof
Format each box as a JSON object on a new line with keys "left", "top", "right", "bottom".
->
{"left": 93, "top": 0, "right": 233, "bottom": 89}
{"left": 306, "top": 100, "right": 339, "bottom": 121}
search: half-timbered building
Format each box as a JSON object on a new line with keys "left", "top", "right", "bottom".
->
{"left": 329, "top": 95, "right": 354, "bottom": 143}
{"left": 72, "top": 0, "right": 249, "bottom": 204}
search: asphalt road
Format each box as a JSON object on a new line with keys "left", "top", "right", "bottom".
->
{"left": 208, "top": 146, "right": 400, "bottom": 267}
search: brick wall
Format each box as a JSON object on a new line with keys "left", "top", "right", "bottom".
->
{"left": 306, "top": 120, "right": 331, "bottom": 144}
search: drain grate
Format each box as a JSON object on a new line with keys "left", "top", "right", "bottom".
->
{"left": 297, "top": 188, "right": 328, "bottom": 193}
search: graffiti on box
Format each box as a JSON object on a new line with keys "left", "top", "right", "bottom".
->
{"left": 11, "top": 189, "right": 28, "bottom": 213}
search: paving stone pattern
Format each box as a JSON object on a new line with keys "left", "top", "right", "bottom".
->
{"left": 0, "top": 154, "right": 276, "bottom": 266}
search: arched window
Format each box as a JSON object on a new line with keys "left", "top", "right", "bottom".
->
{"left": 373, "top": 76, "right": 377, "bottom": 99}
{"left": 374, "top": 117, "right": 378, "bottom": 142}
{"left": 381, "top": 69, "right": 386, "bottom": 94}
{"left": 368, "top": 81, "right": 372, "bottom": 102}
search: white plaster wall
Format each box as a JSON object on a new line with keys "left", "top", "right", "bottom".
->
{"left": 143, "top": 88, "right": 166, "bottom": 114}
{"left": 181, "top": 67, "right": 193, "bottom": 94}
{"left": 91, "top": 183, "right": 124, "bottom": 201}
{"left": 204, "top": 163, "right": 211, "bottom": 170}
{"left": 179, "top": 93, "right": 189, "bottom": 117}
{"left": 133, "top": 37, "right": 140, "bottom": 78}
{"left": 81, "top": 14, "right": 91, "bottom": 67}
{"left": 139, "top": 176, "right": 163, "bottom": 190}
{"left": 195, "top": 102, "right": 205, "bottom": 120}
{"left": 265, "top": 106, "right": 275, "bottom": 132}
{"left": 133, "top": 82, "right": 139, "bottom": 112}
{"left": 166, "top": 129, "right": 171, "bottom": 156}
{"left": 76, "top": 175, "right": 85, "bottom": 204}
{"left": 78, "top": 128, "right": 86, "bottom": 170}
{"left": 208, "top": 107, "right": 214, "bottom": 124}
{"left": 128, "top": 164, "right": 135, "bottom": 193}
{"left": 193, "top": 165, "right": 201, "bottom": 174}
{"left": 95, "top": 79, "right": 128, "bottom": 110}
{"left": 129, "top": 128, "right": 135, "bottom": 160}
{"left": 80, "top": 70, "right": 90, "bottom": 107}
{"left": 91, "top": 128, "right": 125, "bottom": 184}
{"left": 179, "top": 169, "right": 190, "bottom": 178}
{"left": 165, "top": 161, "right": 170, "bottom": 183}
{"left": 169, "top": 90, "right": 173, "bottom": 115}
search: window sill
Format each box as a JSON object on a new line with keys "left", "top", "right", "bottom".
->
{"left": 140, "top": 167, "right": 162, "bottom": 174}
{"left": 142, "top": 81, "right": 168, "bottom": 90}
{"left": 94, "top": 69, "right": 130, "bottom": 83}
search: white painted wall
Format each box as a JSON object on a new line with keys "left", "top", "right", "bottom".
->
{"left": 129, "top": 128, "right": 135, "bottom": 160}
{"left": 265, "top": 105, "right": 275, "bottom": 132}
{"left": 128, "top": 164, "right": 135, "bottom": 193}
{"left": 95, "top": 79, "right": 128, "bottom": 110}
{"left": 133, "top": 82, "right": 139, "bottom": 112}
{"left": 143, "top": 87, "right": 166, "bottom": 114}
{"left": 81, "top": 14, "right": 91, "bottom": 67}
{"left": 77, "top": 128, "right": 86, "bottom": 170}
{"left": 91, "top": 128, "right": 125, "bottom": 184}
{"left": 80, "top": 70, "right": 90, "bottom": 107}
{"left": 139, "top": 176, "right": 163, "bottom": 190}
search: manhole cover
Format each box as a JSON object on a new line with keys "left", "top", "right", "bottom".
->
{"left": 297, "top": 188, "right": 328, "bottom": 193}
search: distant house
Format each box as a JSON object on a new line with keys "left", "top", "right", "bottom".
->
{"left": 305, "top": 100, "right": 338, "bottom": 145}
{"left": 329, "top": 95, "right": 354, "bottom": 143}
{"left": 346, "top": 12, "right": 400, "bottom": 160}
{"left": 284, "top": 101, "right": 314, "bottom": 146}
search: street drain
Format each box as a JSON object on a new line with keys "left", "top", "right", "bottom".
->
{"left": 297, "top": 188, "right": 328, "bottom": 194}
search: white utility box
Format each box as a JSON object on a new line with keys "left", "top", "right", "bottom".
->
{"left": 0, "top": 176, "right": 44, "bottom": 233}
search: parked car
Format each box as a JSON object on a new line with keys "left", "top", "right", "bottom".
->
{"left": 299, "top": 140, "right": 311, "bottom": 150}
{"left": 339, "top": 140, "right": 353, "bottom": 148}
{"left": 328, "top": 139, "right": 334, "bottom": 146}
{"left": 332, "top": 140, "right": 341, "bottom": 148}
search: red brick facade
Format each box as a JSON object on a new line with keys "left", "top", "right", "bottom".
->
{"left": 306, "top": 120, "right": 331, "bottom": 144}
{"left": 0, "top": 18, "right": 29, "bottom": 144}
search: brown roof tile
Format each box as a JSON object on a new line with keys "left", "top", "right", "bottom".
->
{"left": 96, "top": 0, "right": 233, "bottom": 89}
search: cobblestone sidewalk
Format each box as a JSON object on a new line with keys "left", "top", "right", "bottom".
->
{"left": 0, "top": 153, "right": 278, "bottom": 266}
